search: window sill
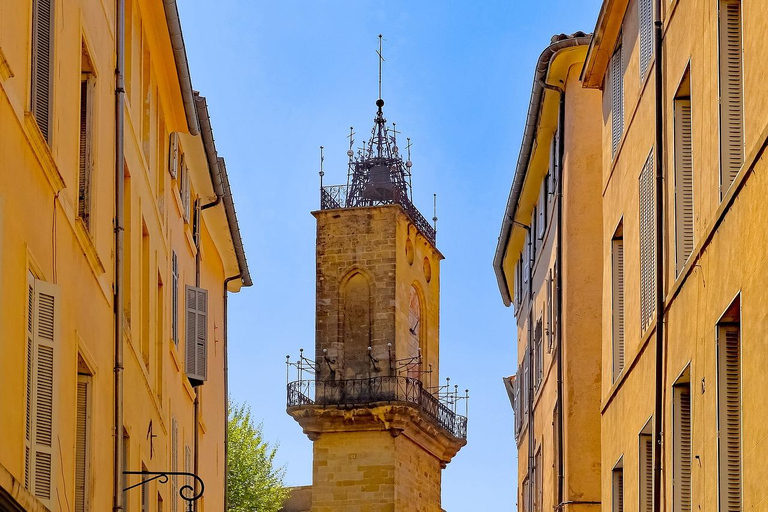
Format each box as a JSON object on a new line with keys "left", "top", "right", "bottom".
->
{"left": 24, "top": 112, "right": 64, "bottom": 194}
{"left": 73, "top": 218, "right": 105, "bottom": 277}
{"left": 601, "top": 316, "right": 656, "bottom": 414}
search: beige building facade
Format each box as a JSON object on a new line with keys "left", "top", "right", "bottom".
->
{"left": 495, "top": 34, "right": 604, "bottom": 512}
{"left": 0, "top": 1, "right": 250, "bottom": 511}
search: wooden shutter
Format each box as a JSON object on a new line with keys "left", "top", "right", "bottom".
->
{"left": 172, "top": 251, "right": 178, "bottom": 346}
{"left": 78, "top": 78, "right": 93, "bottom": 229}
{"left": 25, "top": 277, "right": 59, "bottom": 507}
{"left": 639, "top": 151, "right": 656, "bottom": 331}
{"left": 718, "top": 0, "right": 744, "bottom": 192}
{"left": 169, "top": 133, "right": 179, "bottom": 178}
{"left": 611, "top": 43, "right": 624, "bottom": 157}
{"left": 674, "top": 99, "right": 694, "bottom": 274}
{"left": 639, "top": 433, "right": 653, "bottom": 512}
{"left": 75, "top": 376, "right": 91, "bottom": 512}
{"left": 673, "top": 383, "right": 692, "bottom": 512}
{"left": 639, "top": 0, "right": 653, "bottom": 78}
{"left": 31, "top": 0, "right": 54, "bottom": 143}
{"left": 612, "top": 237, "right": 625, "bottom": 379}
{"left": 185, "top": 285, "right": 208, "bottom": 383}
{"left": 718, "top": 325, "right": 741, "bottom": 512}
{"left": 612, "top": 467, "right": 624, "bottom": 512}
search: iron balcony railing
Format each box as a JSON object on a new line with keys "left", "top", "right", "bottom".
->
{"left": 320, "top": 185, "right": 436, "bottom": 246}
{"left": 287, "top": 376, "right": 467, "bottom": 440}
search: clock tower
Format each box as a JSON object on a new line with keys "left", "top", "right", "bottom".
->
{"left": 286, "top": 93, "right": 467, "bottom": 512}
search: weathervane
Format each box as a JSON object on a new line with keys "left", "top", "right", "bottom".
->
{"left": 377, "top": 34, "right": 384, "bottom": 101}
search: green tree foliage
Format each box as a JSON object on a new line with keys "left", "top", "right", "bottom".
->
{"left": 227, "top": 401, "right": 288, "bottom": 512}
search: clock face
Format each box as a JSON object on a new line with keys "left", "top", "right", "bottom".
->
{"left": 407, "top": 286, "right": 421, "bottom": 378}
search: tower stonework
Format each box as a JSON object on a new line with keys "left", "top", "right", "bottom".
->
{"left": 287, "top": 99, "right": 466, "bottom": 512}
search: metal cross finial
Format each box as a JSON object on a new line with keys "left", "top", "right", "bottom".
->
{"left": 319, "top": 146, "right": 324, "bottom": 188}
{"left": 376, "top": 34, "right": 385, "bottom": 100}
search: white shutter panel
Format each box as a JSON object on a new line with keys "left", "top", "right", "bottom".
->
{"left": 718, "top": 0, "right": 744, "bottom": 191}
{"left": 674, "top": 100, "right": 694, "bottom": 274}
{"left": 185, "top": 286, "right": 208, "bottom": 383}
{"left": 612, "top": 238, "right": 625, "bottom": 379}
{"left": 673, "top": 384, "right": 692, "bottom": 512}
{"left": 75, "top": 377, "right": 90, "bottom": 512}
{"left": 718, "top": 325, "right": 741, "bottom": 512}
{"left": 31, "top": 278, "right": 58, "bottom": 506}
{"left": 639, "top": 434, "right": 653, "bottom": 512}
{"left": 639, "top": 0, "right": 653, "bottom": 78}
{"left": 169, "top": 133, "right": 179, "bottom": 179}
{"left": 611, "top": 44, "right": 624, "bottom": 157}
{"left": 31, "top": 0, "right": 54, "bottom": 143}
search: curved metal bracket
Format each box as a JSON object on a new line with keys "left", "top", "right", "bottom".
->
{"left": 123, "top": 471, "right": 204, "bottom": 512}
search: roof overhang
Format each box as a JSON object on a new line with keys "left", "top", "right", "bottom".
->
{"left": 581, "top": 0, "right": 629, "bottom": 88}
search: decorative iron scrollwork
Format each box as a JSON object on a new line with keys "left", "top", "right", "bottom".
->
{"left": 123, "top": 471, "right": 204, "bottom": 512}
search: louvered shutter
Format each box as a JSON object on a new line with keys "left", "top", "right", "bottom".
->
{"left": 611, "top": 44, "right": 624, "bottom": 157}
{"left": 75, "top": 377, "right": 90, "bottom": 512}
{"left": 78, "top": 78, "right": 93, "bottom": 229}
{"left": 523, "top": 234, "right": 530, "bottom": 284}
{"left": 24, "top": 274, "right": 34, "bottom": 490}
{"left": 639, "top": 151, "right": 656, "bottom": 331}
{"left": 31, "top": 0, "right": 54, "bottom": 143}
{"left": 30, "top": 278, "right": 59, "bottom": 507}
{"left": 172, "top": 252, "right": 178, "bottom": 346}
{"left": 169, "top": 133, "right": 179, "bottom": 179}
{"left": 639, "top": 434, "right": 653, "bottom": 512}
{"left": 537, "top": 183, "right": 546, "bottom": 240}
{"left": 612, "top": 238, "right": 625, "bottom": 379}
{"left": 673, "top": 384, "right": 692, "bottom": 512}
{"left": 639, "top": 0, "right": 653, "bottom": 78}
{"left": 718, "top": 325, "right": 741, "bottom": 512}
{"left": 718, "top": 0, "right": 744, "bottom": 192}
{"left": 185, "top": 286, "right": 208, "bottom": 383}
{"left": 613, "top": 468, "right": 624, "bottom": 512}
{"left": 674, "top": 100, "right": 694, "bottom": 274}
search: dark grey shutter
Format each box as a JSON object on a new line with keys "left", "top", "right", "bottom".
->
{"left": 612, "top": 237, "right": 625, "bottom": 379}
{"left": 185, "top": 285, "right": 208, "bottom": 383}
{"left": 31, "top": 0, "right": 54, "bottom": 143}
{"left": 674, "top": 99, "right": 694, "bottom": 274}
{"left": 718, "top": 0, "right": 744, "bottom": 193}
{"left": 718, "top": 325, "right": 741, "bottom": 512}
{"left": 673, "top": 382, "right": 692, "bottom": 512}
{"left": 78, "top": 78, "right": 93, "bottom": 229}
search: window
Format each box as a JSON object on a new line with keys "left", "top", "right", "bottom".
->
{"left": 78, "top": 45, "right": 95, "bottom": 231}
{"left": 612, "top": 460, "right": 624, "bottom": 512}
{"left": 639, "top": 419, "right": 653, "bottom": 512}
{"left": 672, "top": 369, "right": 692, "bottom": 512}
{"left": 534, "top": 316, "right": 543, "bottom": 390}
{"left": 611, "top": 40, "right": 624, "bottom": 157}
{"left": 31, "top": 0, "right": 55, "bottom": 143}
{"left": 718, "top": 0, "right": 744, "bottom": 195}
{"left": 171, "top": 418, "right": 178, "bottom": 512}
{"left": 639, "top": 151, "right": 656, "bottom": 331}
{"left": 674, "top": 71, "right": 694, "bottom": 274}
{"left": 534, "top": 446, "right": 543, "bottom": 512}
{"left": 169, "top": 132, "right": 180, "bottom": 179}
{"left": 75, "top": 373, "right": 92, "bottom": 512}
{"left": 141, "top": 221, "right": 151, "bottom": 369}
{"left": 717, "top": 301, "right": 741, "bottom": 512}
{"left": 180, "top": 154, "right": 191, "bottom": 223}
{"left": 546, "top": 269, "right": 554, "bottom": 352}
{"left": 611, "top": 223, "right": 625, "bottom": 380}
{"left": 156, "top": 272, "right": 164, "bottom": 397}
{"left": 522, "top": 352, "right": 530, "bottom": 418}
{"left": 141, "top": 31, "right": 151, "bottom": 161}
{"left": 639, "top": 0, "right": 653, "bottom": 79}
{"left": 24, "top": 272, "right": 59, "bottom": 508}
{"left": 141, "top": 462, "right": 149, "bottom": 512}
{"left": 523, "top": 233, "right": 530, "bottom": 285}
{"left": 537, "top": 181, "right": 547, "bottom": 240}
{"left": 185, "top": 285, "right": 209, "bottom": 385}
{"left": 522, "top": 474, "right": 530, "bottom": 512}
{"left": 172, "top": 251, "right": 179, "bottom": 346}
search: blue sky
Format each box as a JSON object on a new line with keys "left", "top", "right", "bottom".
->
{"left": 177, "top": 1, "right": 602, "bottom": 509}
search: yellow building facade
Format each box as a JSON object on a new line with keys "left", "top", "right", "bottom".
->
{"left": 0, "top": 1, "right": 250, "bottom": 511}
{"left": 287, "top": 99, "right": 466, "bottom": 512}
{"left": 494, "top": 34, "right": 604, "bottom": 512}
{"left": 582, "top": 0, "right": 768, "bottom": 511}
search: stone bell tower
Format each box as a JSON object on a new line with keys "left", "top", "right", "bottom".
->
{"left": 286, "top": 92, "right": 467, "bottom": 512}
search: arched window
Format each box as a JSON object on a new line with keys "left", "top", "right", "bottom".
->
{"left": 342, "top": 273, "right": 371, "bottom": 378}
{"left": 407, "top": 286, "right": 422, "bottom": 380}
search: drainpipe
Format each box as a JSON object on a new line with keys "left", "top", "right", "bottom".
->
{"left": 652, "top": 0, "right": 665, "bottom": 511}
{"left": 113, "top": 0, "right": 126, "bottom": 510}
{"left": 222, "top": 274, "right": 241, "bottom": 511}
{"left": 517, "top": 223, "right": 534, "bottom": 512}
{"left": 193, "top": 199, "right": 202, "bottom": 512}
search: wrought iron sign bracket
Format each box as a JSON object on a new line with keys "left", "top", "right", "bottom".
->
{"left": 123, "top": 471, "right": 204, "bottom": 512}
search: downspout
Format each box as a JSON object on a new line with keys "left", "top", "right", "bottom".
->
{"left": 193, "top": 200, "right": 202, "bottom": 512}
{"left": 518, "top": 223, "right": 534, "bottom": 512}
{"left": 222, "top": 274, "right": 241, "bottom": 511}
{"left": 652, "top": 0, "right": 665, "bottom": 511}
{"left": 113, "top": 0, "right": 126, "bottom": 510}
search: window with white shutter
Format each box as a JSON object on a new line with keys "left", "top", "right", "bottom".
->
{"left": 718, "top": 0, "right": 744, "bottom": 195}
{"left": 24, "top": 272, "right": 59, "bottom": 508}
{"left": 172, "top": 251, "right": 179, "bottom": 346}
{"left": 639, "top": 420, "right": 653, "bottom": 512}
{"left": 75, "top": 375, "right": 91, "bottom": 512}
{"left": 639, "top": 151, "right": 656, "bottom": 331}
{"left": 611, "top": 41, "right": 624, "bottom": 157}
{"left": 612, "top": 460, "right": 624, "bottom": 512}
{"left": 31, "top": 0, "right": 55, "bottom": 143}
{"left": 717, "top": 318, "right": 741, "bottom": 512}
{"left": 639, "top": 0, "right": 653, "bottom": 79}
{"left": 78, "top": 48, "right": 95, "bottom": 231}
{"left": 673, "top": 370, "right": 692, "bottom": 512}
{"left": 612, "top": 224, "right": 625, "bottom": 381}
{"left": 185, "top": 285, "right": 208, "bottom": 384}
{"left": 674, "top": 72, "right": 694, "bottom": 275}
